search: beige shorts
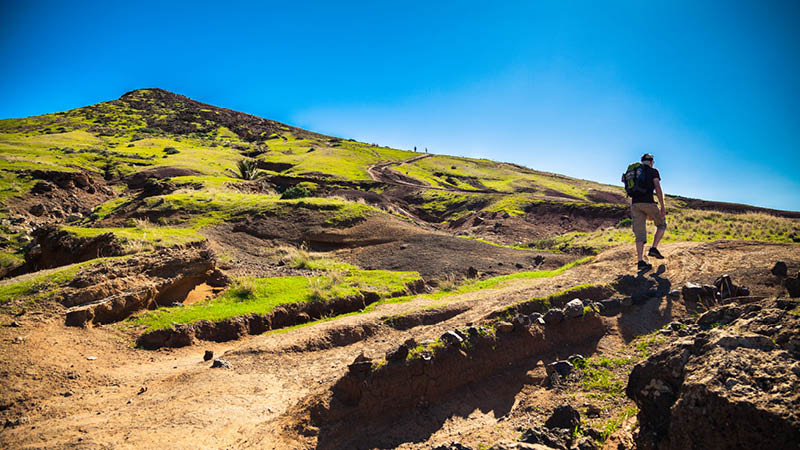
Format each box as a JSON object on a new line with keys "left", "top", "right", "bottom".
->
{"left": 631, "top": 203, "right": 667, "bottom": 243}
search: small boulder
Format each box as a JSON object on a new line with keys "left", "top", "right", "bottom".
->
{"left": 441, "top": 330, "right": 464, "bottom": 346}
{"left": 466, "top": 266, "right": 478, "bottom": 279}
{"left": 348, "top": 352, "right": 372, "bottom": 375}
{"left": 211, "top": 359, "right": 231, "bottom": 369}
{"left": 771, "top": 261, "right": 788, "bottom": 277}
{"left": 563, "top": 299, "right": 585, "bottom": 318}
{"left": 547, "top": 360, "right": 574, "bottom": 378}
{"left": 29, "top": 204, "right": 46, "bottom": 216}
{"left": 544, "top": 309, "right": 564, "bottom": 325}
{"left": 386, "top": 344, "right": 409, "bottom": 362}
{"left": 203, "top": 350, "right": 213, "bottom": 361}
{"left": 621, "top": 297, "right": 633, "bottom": 307}
{"left": 784, "top": 273, "right": 800, "bottom": 298}
{"left": 545, "top": 404, "right": 581, "bottom": 430}
{"left": 513, "top": 315, "right": 531, "bottom": 330}
{"left": 668, "top": 290, "right": 681, "bottom": 300}
{"left": 519, "top": 425, "right": 569, "bottom": 450}
{"left": 682, "top": 282, "right": 718, "bottom": 303}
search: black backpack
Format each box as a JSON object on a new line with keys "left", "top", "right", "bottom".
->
{"left": 621, "top": 162, "right": 648, "bottom": 197}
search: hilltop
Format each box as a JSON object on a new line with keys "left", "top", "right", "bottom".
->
{"left": 0, "top": 89, "right": 798, "bottom": 449}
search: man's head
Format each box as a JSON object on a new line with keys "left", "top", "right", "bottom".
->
{"left": 641, "top": 153, "right": 654, "bottom": 167}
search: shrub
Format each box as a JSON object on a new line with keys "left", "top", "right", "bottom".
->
{"left": 281, "top": 185, "right": 311, "bottom": 199}
{"left": 617, "top": 218, "right": 632, "bottom": 228}
{"left": 226, "top": 159, "right": 264, "bottom": 180}
{"left": 163, "top": 147, "right": 180, "bottom": 155}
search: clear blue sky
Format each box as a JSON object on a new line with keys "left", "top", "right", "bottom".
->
{"left": 2, "top": 1, "right": 798, "bottom": 211}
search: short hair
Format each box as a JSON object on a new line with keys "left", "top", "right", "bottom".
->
{"left": 641, "top": 153, "right": 654, "bottom": 162}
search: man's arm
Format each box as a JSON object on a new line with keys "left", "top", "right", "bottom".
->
{"left": 653, "top": 178, "right": 666, "bottom": 218}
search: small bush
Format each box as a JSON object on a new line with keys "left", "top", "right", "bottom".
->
{"left": 281, "top": 185, "right": 311, "bottom": 199}
{"left": 617, "top": 218, "right": 632, "bottom": 228}
{"left": 163, "top": 147, "right": 180, "bottom": 155}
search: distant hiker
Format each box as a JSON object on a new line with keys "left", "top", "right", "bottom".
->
{"left": 622, "top": 153, "right": 666, "bottom": 271}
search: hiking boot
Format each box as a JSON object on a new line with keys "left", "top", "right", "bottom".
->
{"left": 648, "top": 247, "right": 664, "bottom": 259}
{"left": 637, "top": 260, "right": 652, "bottom": 271}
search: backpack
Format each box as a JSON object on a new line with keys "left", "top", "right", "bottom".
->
{"left": 621, "top": 162, "right": 649, "bottom": 197}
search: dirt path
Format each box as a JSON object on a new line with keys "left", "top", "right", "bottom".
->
{"left": 367, "top": 154, "right": 499, "bottom": 195}
{"left": 1, "top": 240, "right": 797, "bottom": 449}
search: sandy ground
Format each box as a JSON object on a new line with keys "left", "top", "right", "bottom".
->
{"left": 1, "top": 240, "right": 797, "bottom": 449}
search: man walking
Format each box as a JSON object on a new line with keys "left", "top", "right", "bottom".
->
{"left": 630, "top": 153, "right": 666, "bottom": 271}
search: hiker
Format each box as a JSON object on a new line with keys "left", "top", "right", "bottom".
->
{"left": 627, "top": 153, "right": 667, "bottom": 271}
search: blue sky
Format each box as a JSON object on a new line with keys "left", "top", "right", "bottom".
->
{"left": 1, "top": 1, "right": 798, "bottom": 210}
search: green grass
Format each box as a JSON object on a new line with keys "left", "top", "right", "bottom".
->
{"left": 0, "top": 257, "right": 126, "bottom": 306}
{"left": 362, "top": 257, "right": 593, "bottom": 314}
{"left": 574, "top": 356, "right": 632, "bottom": 399}
{"left": 140, "top": 191, "right": 377, "bottom": 228}
{"left": 130, "top": 269, "right": 421, "bottom": 331}
{"left": 458, "top": 236, "right": 533, "bottom": 250}
{"left": 631, "top": 332, "right": 667, "bottom": 358}
{"left": 598, "top": 407, "right": 638, "bottom": 443}
{"left": 537, "top": 208, "right": 800, "bottom": 253}
{"left": 61, "top": 224, "right": 205, "bottom": 251}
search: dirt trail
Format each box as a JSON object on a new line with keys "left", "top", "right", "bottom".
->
{"left": 368, "top": 154, "right": 498, "bottom": 194}
{"left": 0, "top": 240, "right": 797, "bottom": 449}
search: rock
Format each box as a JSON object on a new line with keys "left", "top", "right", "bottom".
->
{"left": 714, "top": 274, "right": 749, "bottom": 300}
{"left": 495, "top": 321, "right": 514, "bottom": 334}
{"left": 584, "top": 403, "right": 602, "bottom": 417}
{"left": 621, "top": 297, "right": 633, "bottom": 307}
{"left": 203, "top": 350, "right": 213, "bottom": 361}
{"left": 29, "top": 204, "right": 46, "bottom": 216}
{"left": 544, "top": 309, "right": 564, "bottom": 325}
{"left": 545, "top": 404, "right": 581, "bottom": 430}
{"left": 441, "top": 330, "right": 464, "bottom": 346}
{"left": 772, "top": 261, "right": 788, "bottom": 277}
{"left": 784, "top": 273, "right": 800, "bottom": 298}
{"left": 31, "top": 180, "right": 55, "bottom": 194}
{"left": 513, "top": 314, "right": 531, "bottom": 330}
{"left": 348, "top": 352, "right": 372, "bottom": 375}
{"left": 519, "top": 425, "right": 569, "bottom": 449}
{"left": 466, "top": 266, "right": 478, "bottom": 279}
{"left": 386, "top": 344, "right": 409, "bottom": 362}
{"left": 574, "top": 437, "right": 598, "bottom": 450}
{"left": 668, "top": 289, "right": 681, "bottom": 300}
{"left": 86, "top": 356, "right": 97, "bottom": 360}
{"left": 681, "top": 282, "right": 717, "bottom": 304}
{"left": 568, "top": 354, "right": 585, "bottom": 366}
{"left": 433, "top": 442, "right": 473, "bottom": 450}
{"left": 211, "top": 359, "right": 231, "bottom": 369}
{"left": 9, "top": 321, "right": 21, "bottom": 328}
{"left": 547, "top": 360, "right": 574, "bottom": 378}
{"left": 627, "top": 298, "right": 800, "bottom": 450}
{"left": 563, "top": 299, "right": 585, "bottom": 318}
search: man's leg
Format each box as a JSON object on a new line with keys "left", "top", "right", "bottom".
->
{"left": 653, "top": 226, "right": 665, "bottom": 248}
{"left": 631, "top": 204, "right": 650, "bottom": 269}
{"left": 636, "top": 240, "right": 645, "bottom": 261}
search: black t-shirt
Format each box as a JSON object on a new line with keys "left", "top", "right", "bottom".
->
{"left": 631, "top": 165, "right": 661, "bottom": 204}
